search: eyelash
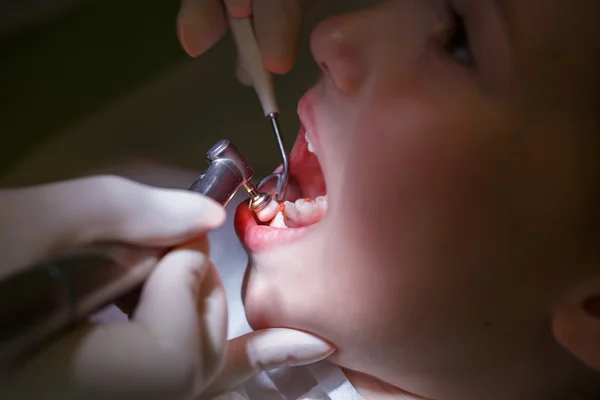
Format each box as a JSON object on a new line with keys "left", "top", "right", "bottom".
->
{"left": 444, "top": 8, "right": 475, "bottom": 67}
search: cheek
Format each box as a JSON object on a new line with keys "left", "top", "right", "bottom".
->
{"left": 327, "top": 101, "right": 520, "bottom": 319}
{"left": 338, "top": 101, "right": 498, "bottom": 244}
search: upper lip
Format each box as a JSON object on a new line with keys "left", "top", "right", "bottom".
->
{"left": 297, "top": 91, "right": 323, "bottom": 162}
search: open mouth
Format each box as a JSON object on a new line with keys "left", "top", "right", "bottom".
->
{"left": 234, "top": 125, "right": 327, "bottom": 252}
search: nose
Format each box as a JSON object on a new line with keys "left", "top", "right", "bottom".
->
{"left": 310, "top": 9, "right": 370, "bottom": 95}
{"left": 310, "top": 2, "right": 445, "bottom": 95}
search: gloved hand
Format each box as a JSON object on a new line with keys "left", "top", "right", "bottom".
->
{"left": 1, "top": 176, "right": 335, "bottom": 400}
{"left": 0, "top": 175, "right": 226, "bottom": 281}
{"left": 177, "top": 0, "right": 324, "bottom": 81}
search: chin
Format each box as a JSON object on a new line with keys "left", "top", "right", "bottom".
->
{"left": 239, "top": 243, "right": 311, "bottom": 331}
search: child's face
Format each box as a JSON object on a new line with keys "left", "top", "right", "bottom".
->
{"left": 235, "top": 0, "right": 600, "bottom": 398}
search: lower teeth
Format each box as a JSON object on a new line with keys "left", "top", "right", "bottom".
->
{"left": 269, "top": 195, "right": 328, "bottom": 228}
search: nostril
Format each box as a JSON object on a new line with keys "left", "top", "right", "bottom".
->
{"left": 310, "top": 12, "right": 365, "bottom": 95}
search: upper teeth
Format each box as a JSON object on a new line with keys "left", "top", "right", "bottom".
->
{"left": 305, "top": 132, "right": 315, "bottom": 153}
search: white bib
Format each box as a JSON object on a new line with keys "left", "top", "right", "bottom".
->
{"left": 212, "top": 361, "right": 364, "bottom": 400}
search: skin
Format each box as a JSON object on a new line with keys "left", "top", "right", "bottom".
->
{"left": 240, "top": 1, "right": 600, "bottom": 399}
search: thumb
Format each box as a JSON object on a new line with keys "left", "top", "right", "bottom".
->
{"left": 76, "top": 176, "right": 227, "bottom": 247}
{"left": 133, "top": 236, "right": 229, "bottom": 389}
{"left": 200, "top": 328, "right": 335, "bottom": 398}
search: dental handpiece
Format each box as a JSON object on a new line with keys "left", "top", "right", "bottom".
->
{"left": 190, "top": 139, "right": 273, "bottom": 211}
{"left": 0, "top": 140, "right": 273, "bottom": 373}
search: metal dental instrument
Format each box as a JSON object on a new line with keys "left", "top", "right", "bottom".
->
{"left": 190, "top": 139, "right": 273, "bottom": 211}
{"left": 228, "top": 15, "right": 290, "bottom": 202}
{"left": 0, "top": 140, "right": 271, "bottom": 373}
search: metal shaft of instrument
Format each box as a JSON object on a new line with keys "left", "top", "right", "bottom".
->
{"left": 267, "top": 112, "right": 289, "bottom": 202}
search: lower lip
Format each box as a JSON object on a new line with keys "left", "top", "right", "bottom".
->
{"left": 234, "top": 201, "right": 318, "bottom": 252}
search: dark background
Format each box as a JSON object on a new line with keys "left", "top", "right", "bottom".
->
{"left": 0, "top": 1, "right": 365, "bottom": 186}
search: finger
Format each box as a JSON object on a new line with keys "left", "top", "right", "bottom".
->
{"left": 253, "top": 0, "right": 306, "bottom": 74}
{"left": 199, "top": 258, "right": 229, "bottom": 386}
{"left": 77, "top": 176, "right": 227, "bottom": 248}
{"left": 134, "top": 236, "right": 228, "bottom": 387}
{"left": 224, "top": 0, "right": 252, "bottom": 18}
{"left": 200, "top": 328, "right": 335, "bottom": 398}
{"left": 178, "top": 0, "right": 228, "bottom": 57}
{"left": 0, "top": 176, "right": 224, "bottom": 276}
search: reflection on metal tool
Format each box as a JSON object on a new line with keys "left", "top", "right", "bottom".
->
{"left": 258, "top": 112, "right": 290, "bottom": 202}
{"left": 0, "top": 139, "right": 272, "bottom": 373}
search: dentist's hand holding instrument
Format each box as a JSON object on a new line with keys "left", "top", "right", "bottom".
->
{"left": 178, "top": 0, "right": 320, "bottom": 79}
{"left": 1, "top": 175, "right": 334, "bottom": 400}
{"left": 2, "top": 2, "right": 336, "bottom": 397}
{"left": 2, "top": 5, "right": 336, "bottom": 395}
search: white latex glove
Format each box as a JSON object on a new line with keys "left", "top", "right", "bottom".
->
{"left": 177, "top": 0, "right": 325, "bottom": 81}
{"left": 0, "top": 175, "right": 226, "bottom": 281}
{"left": 1, "top": 176, "right": 335, "bottom": 400}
